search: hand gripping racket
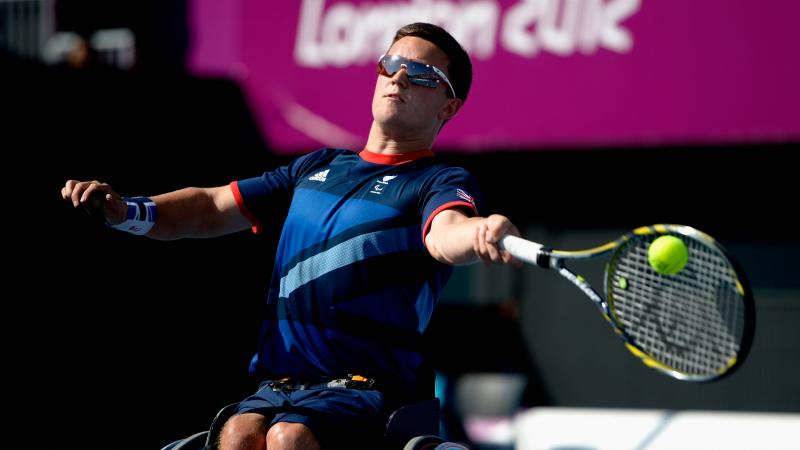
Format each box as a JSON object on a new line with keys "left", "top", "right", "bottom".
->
{"left": 500, "top": 224, "right": 754, "bottom": 381}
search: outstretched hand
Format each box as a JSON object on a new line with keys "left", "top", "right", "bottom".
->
{"left": 474, "top": 214, "right": 523, "bottom": 267}
{"left": 61, "top": 180, "right": 128, "bottom": 224}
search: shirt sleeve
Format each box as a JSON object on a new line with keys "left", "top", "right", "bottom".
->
{"left": 230, "top": 149, "right": 332, "bottom": 234}
{"left": 420, "top": 166, "right": 483, "bottom": 241}
{"left": 231, "top": 166, "right": 291, "bottom": 234}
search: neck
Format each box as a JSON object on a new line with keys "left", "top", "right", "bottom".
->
{"left": 364, "top": 121, "right": 436, "bottom": 154}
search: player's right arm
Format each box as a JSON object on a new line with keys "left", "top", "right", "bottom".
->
{"left": 61, "top": 180, "right": 252, "bottom": 240}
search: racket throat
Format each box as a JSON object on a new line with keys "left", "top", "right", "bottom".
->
{"left": 536, "top": 247, "right": 553, "bottom": 268}
{"left": 558, "top": 266, "right": 605, "bottom": 306}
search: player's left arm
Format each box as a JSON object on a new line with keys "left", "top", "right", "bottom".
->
{"left": 425, "top": 209, "right": 521, "bottom": 265}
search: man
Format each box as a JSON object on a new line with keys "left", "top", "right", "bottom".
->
{"left": 62, "top": 23, "right": 520, "bottom": 450}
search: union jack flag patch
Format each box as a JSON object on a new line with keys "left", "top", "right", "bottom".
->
{"left": 456, "top": 188, "right": 475, "bottom": 206}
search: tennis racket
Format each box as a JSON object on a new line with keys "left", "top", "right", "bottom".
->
{"left": 500, "top": 224, "right": 754, "bottom": 382}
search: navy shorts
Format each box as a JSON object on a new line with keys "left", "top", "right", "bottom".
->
{"left": 234, "top": 380, "right": 388, "bottom": 447}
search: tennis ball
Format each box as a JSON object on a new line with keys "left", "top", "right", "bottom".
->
{"left": 648, "top": 235, "right": 688, "bottom": 275}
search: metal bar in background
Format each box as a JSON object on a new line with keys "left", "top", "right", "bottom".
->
{"left": 0, "top": 0, "right": 53, "bottom": 60}
{"left": 38, "top": 0, "right": 53, "bottom": 59}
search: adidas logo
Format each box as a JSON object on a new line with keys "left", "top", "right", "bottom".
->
{"left": 308, "top": 169, "right": 329, "bottom": 182}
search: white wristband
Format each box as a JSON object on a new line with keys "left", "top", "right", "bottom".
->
{"left": 108, "top": 197, "right": 158, "bottom": 235}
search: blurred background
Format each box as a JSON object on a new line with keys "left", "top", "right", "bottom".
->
{"left": 4, "top": 0, "right": 798, "bottom": 448}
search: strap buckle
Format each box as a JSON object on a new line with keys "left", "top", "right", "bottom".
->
{"left": 344, "top": 374, "right": 375, "bottom": 389}
{"left": 268, "top": 377, "right": 292, "bottom": 392}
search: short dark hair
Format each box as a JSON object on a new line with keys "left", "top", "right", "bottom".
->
{"left": 391, "top": 23, "right": 472, "bottom": 103}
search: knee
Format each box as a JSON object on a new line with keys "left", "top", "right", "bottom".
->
{"left": 266, "top": 422, "right": 321, "bottom": 450}
{"left": 219, "top": 413, "right": 268, "bottom": 450}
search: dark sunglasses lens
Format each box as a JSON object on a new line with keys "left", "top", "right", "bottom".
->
{"left": 377, "top": 58, "right": 389, "bottom": 75}
{"left": 379, "top": 56, "right": 445, "bottom": 90}
{"left": 380, "top": 56, "right": 406, "bottom": 76}
{"left": 409, "top": 78, "right": 438, "bottom": 88}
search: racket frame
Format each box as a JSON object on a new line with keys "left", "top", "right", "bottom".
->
{"left": 501, "top": 224, "right": 755, "bottom": 382}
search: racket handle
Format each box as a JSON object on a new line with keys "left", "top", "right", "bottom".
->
{"left": 499, "top": 235, "right": 544, "bottom": 266}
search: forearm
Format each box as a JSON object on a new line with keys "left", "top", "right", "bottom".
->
{"left": 148, "top": 187, "right": 224, "bottom": 240}
{"left": 426, "top": 216, "right": 485, "bottom": 265}
{"left": 63, "top": 180, "right": 250, "bottom": 239}
{"left": 426, "top": 210, "right": 520, "bottom": 266}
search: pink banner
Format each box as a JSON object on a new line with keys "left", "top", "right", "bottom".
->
{"left": 188, "top": 0, "right": 800, "bottom": 153}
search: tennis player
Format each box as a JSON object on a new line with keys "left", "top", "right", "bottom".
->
{"left": 62, "top": 22, "right": 520, "bottom": 450}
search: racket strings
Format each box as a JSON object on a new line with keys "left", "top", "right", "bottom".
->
{"left": 608, "top": 234, "right": 745, "bottom": 377}
{"left": 640, "top": 244, "right": 742, "bottom": 350}
{"left": 616, "top": 253, "right": 738, "bottom": 374}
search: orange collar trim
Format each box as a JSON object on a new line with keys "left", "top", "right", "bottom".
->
{"left": 359, "top": 148, "right": 434, "bottom": 165}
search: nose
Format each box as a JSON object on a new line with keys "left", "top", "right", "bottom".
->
{"left": 390, "top": 65, "right": 410, "bottom": 89}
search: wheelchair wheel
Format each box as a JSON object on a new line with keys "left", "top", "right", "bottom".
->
{"left": 403, "top": 435, "right": 445, "bottom": 450}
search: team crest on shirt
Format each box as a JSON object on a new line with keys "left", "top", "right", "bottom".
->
{"left": 456, "top": 188, "right": 475, "bottom": 207}
{"left": 369, "top": 175, "right": 397, "bottom": 195}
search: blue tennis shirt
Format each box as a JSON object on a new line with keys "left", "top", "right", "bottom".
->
{"left": 231, "top": 148, "right": 482, "bottom": 386}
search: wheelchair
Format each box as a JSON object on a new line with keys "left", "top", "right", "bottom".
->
{"left": 161, "top": 388, "right": 469, "bottom": 449}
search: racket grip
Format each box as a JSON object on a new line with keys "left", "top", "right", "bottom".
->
{"left": 499, "top": 235, "right": 544, "bottom": 266}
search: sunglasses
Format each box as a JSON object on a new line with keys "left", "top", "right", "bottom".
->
{"left": 377, "top": 54, "right": 457, "bottom": 99}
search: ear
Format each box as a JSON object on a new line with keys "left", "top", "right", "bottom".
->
{"left": 438, "top": 98, "right": 463, "bottom": 121}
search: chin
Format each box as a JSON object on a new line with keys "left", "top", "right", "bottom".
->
{"left": 374, "top": 108, "right": 404, "bottom": 127}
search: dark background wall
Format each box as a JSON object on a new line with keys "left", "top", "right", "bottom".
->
{"left": 3, "top": 3, "right": 799, "bottom": 447}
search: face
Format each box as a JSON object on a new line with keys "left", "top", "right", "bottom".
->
{"left": 371, "top": 36, "right": 461, "bottom": 138}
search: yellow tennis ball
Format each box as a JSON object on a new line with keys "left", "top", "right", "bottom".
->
{"left": 648, "top": 235, "right": 688, "bottom": 275}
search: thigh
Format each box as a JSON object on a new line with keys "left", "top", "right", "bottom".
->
{"left": 234, "top": 381, "right": 292, "bottom": 417}
{"left": 280, "top": 388, "right": 387, "bottom": 448}
{"left": 234, "top": 383, "right": 389, "bottom": 448}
